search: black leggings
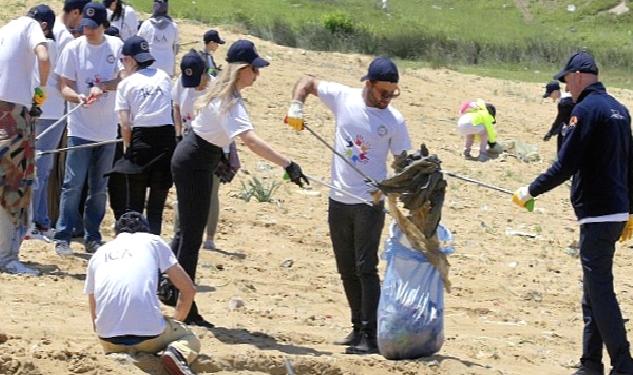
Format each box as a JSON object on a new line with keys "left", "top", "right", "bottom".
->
{"left": 171, "top": 132, "right": 222, "bottom": 320}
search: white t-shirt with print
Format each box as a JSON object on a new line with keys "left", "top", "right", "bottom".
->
{"left": 84, "top": 232, "right": 177, "bottom": 338}
{"left": 115, "top": 67, "right": 173, "bottom": 128}
{"left": 107, "top": 5, "right": 139, "bottom": 41}
{"left": 317, "top": 81, "right": 411, "bottom": 203}
{"left": 191, "top": 96, "right": 254, "bottom": 149}
{"left": 137, "top": 18, "right": 179, "bottom": 76}
{"left": 38, "top": 21, "right": 76, "bottom": 120}
{"left": 0, "top": 16, "right": 47, "bottom": 108}
{"left": 56, "top": 35, "right": 123, "bottom": 141}
{"left": 172, "top": 78, "right": 205, "bottom": 134}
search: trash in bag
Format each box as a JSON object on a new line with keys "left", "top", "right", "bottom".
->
{"left": 377, "top": 222, "right": 454, "bottom": 360}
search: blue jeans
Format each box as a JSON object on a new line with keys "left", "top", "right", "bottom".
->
{"left": 31, "top": 118, "right": 66, "bottom": 229}
{"left": 54, "top": 136, "right": 115, "bottom": 243}
{"left": 579, "top": 221, "right": 633, "bottom": 375}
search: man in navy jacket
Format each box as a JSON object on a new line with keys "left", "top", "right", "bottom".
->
{"left": 513, "top": 51, "right": 633, "bottom": 375}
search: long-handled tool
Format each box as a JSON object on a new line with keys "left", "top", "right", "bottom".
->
{"left": 443, "top": 170, "right": 534, "bottom": 211}
{"left": 35, "top": 103, "right": 84, "bottom": 141}
{"left": 37, "top": 139, "right": 122, "bottom": 156}
{"left": 304, "top": 174, "right": 376, "bottom": 207}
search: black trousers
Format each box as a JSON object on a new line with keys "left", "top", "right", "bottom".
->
{"left": 108, "top": 127, "right": 126, "bottom": 221}
{"left": 171, "top": 132, "right": 222, "bottom": 320}
{"left": 579, "top": 221, "right": 633, "bottom": 374}
{"left": 328, "top": 198, "right": 385, "bottom": 329}
{"left": 126, "top": 126, "right": 175, "bottom": 235}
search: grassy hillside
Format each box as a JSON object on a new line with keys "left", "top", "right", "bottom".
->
{"left": 128, "top": 0, "right": 633, "bottom": 87}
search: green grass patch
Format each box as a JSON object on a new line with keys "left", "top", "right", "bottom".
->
{"left": 128, "top": 0, "right": 633, "bottom": 88}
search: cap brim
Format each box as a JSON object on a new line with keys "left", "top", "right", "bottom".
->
{"left": 182, "top": 74, "right": 202, "bottom": 88}
{"left": 218, "top": 39, "right": 226, "bottom": 44}
{"left": 251, "top": 56, "right": 269, "bottom": 68}
{"left": 542, "top": 92, "right": 550, "bottom": 98}
{"left": 80, "top": 18, "right": 99, "bottom": 29}
{"left": 134, "top": 52, "right": 155, "bottom": 64}
{"left": 554, "top": 68, "right": 569, "bottom": 83}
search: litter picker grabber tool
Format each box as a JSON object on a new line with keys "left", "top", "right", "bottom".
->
{"left": 37, "top": 139, "right": 123, "bottom": 156}
{"left": 35, "top": 99, "right": 91, "bottom": 141}
{"left": 304, "top": 174, "right": 377, "bottom": 208}
{"left": 443, "top": 170, "right": 535, "bottom": 212}
{"left": 302, "top": 123, "right": 381, "bottom": 188}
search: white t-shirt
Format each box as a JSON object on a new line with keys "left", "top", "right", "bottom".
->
{"left": 0, "top": 17, "right": 47, "bottom": 108}
{"left": 317, "top": 81, "right": 411, "bottom": 203}
{"left": 115, "top": 67, "right": 173, "bottom": 128}
{"left": 84, "top": 232, "right": 177, "bottom": 338}
{"left": 38, "top": 21, "right": 76, "bottom": 120}
{"left": 56, "top": 35, "right": 123, "bottom": 141}
{"left": 172, "top": 78, "right": 205, "bottom": 133}
{"left": 191, "top": 96, "right": 254, "bottom": 149}
{"left": 137, "top": 18, "right": 179, "bottom": 76}
{"left": 107, "top": 5, "right": 139, "bottom": 41}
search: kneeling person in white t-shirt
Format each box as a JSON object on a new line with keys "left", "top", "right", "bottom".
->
{"left": 85, "top": 211, "right": 199, "bottom": 375}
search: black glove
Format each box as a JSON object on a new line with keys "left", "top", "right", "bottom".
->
{"left": 487, "top": 141, "right": 497, "bottom": 149}
{"left": 285, "top": 161, "right": 309, "bottom": 188}
{"left": 214, "top": 154, "right": 237, "bottom": 183}
{"left": 29, "top": 103, "right": 42, "bottom": 118}
{"left": 543, "top": 133, "right": 551, "bottom": 142}
{"left": 176, "top": 135, "right": 183, "bottom": 143}
{"left": 157, "top": 273, "right": 178, "bottom": 307}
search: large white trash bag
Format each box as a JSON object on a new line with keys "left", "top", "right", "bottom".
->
{"left": 377, "top": 222, "right": 454, "bottom": 360}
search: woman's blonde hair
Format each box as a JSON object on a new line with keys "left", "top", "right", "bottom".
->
{"left": 195, "top": 62, "right": 249, "bottom": 114}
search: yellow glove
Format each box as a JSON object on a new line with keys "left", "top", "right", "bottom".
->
{"left": 512, "top": 185, "right": 535, "bottom": 212}
{"left": 619, "top": 215, "right": 633, "bottom": 242}
{"left": 33, "top": 87, "right": 47, "bottom": 106}
{"left": 284, "top": 100, "right": 304, "bottom": 131}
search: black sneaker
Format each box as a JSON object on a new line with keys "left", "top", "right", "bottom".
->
{"left": 84, "top": 240, "right": 104, "bottom": 254}
{"left": 333, "top": 328, "right": 362, "bottom": 346}
{"left": 161, "top": 345, "right": 195, "bottom": 375}
{"left": 184, "top": 315, "right": 214, "bottom": 329}
{"left": 345, "top": 330, "right": 378, "bottom": 355}
{"left": 571, "top": 367, "right": 603, "bottom": 375}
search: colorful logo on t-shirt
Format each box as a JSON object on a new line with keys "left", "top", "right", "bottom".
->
{"left": 343, "top": 135, "right": 370, "bottom": 164}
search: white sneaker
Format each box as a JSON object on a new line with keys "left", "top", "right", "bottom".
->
{"left": 202, "top": 239, "right": 216, "bottom": 250}
{"left": 55, "top": 240, "right": 73, "bottom": 256}
{"left": 3, "top": 260, "right": 39, "bottom": 275}
{"left": 25, "top": 227, "right": 51, "bottom": 242}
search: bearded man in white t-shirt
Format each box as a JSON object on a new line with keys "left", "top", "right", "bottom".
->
{"left": 0, "top": 6, "right": 51, "bottom": 275}
{"left": 54, "top": 2, "right": 123, "bottom": 256}
{"left": 286, "top": 57, "right": 411, "bottom": 354}
{"left": 85, "top": 211, "right": 199, "bottom": 375}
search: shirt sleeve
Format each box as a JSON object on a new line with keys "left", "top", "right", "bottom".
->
{"left": 126, "top": 7, "right": 139, "bottom": 35}
{"left": 84, "top": 259, "right": 95, "bottom": 294}
{"left": 154, "top": 238, "right": 178, "bottom": 272}
{"left": 55, "top": 43, "right": 76, "bottom": 81}
{"left": 26, "top": 19, "right": 47, "bottom": 52}
{"left": 114, "top": 80, "right": 129, "bottom": 111}
{"left": 317, "top": 81, "right": 346, "bottom": 113}
{"left": 225, "top": 99, "right": 254, "bottom": 139}
{"left": 389, "top": 118, "right": 412, "bottom": 155}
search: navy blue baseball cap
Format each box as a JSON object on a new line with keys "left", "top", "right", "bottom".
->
{"left": 226, "top": 40, "right": 269, "bottom": 68}
{"left": 203, "top": 29, "right": 225, "bottom": 44}
{"left": 180, "top": 51, "right": 206, "bottom": 88}
{"left": 63, "top": 0, "right": 89, "bottom": 12}
{"left": 122, "top": 35, "right": 154, "bottom": 63}
{"left": 105, "top": 26, "right": 120, "bottom": 38}
{"left": 554, "top": 51, "right": 599, "bottom": 83}
{"left": 361, "top": 56, "right": 399, "bottom": 83}
{"left": 80, "top": 2, "right": 107, "bottom": 29}
{"left": 543, "top": 81, "right": 560, "bottom": 97}
{"left": 27, "top": 5, "right": 56, "bottom": 33}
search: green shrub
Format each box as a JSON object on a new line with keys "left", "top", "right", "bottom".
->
{"left": 237, "top": 177, "right": 280, "bottom": 203}
{"left": 322, "top": 12, "right": 355, "bottom": 34}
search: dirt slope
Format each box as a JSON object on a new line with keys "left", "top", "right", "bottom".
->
{"left": 3, "top": 1, "right": 633, "bottom": 374}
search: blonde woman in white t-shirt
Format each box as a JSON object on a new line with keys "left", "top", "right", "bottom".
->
{"left": 169, "top": 40, "right": 308, "bottom": 327}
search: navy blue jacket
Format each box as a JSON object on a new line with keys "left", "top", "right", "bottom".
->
{"left": 529, "top": 82, "right": 633, "bottom": 220}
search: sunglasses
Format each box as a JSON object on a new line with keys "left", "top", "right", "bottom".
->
{"left": 372, "top": 85, "right": 400, "bottom": 100}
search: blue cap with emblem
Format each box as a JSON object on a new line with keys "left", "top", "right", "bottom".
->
{"left": 361, "top": 56, "right": 399, "bottom": 83}
{"left": 80, "top": 2, "right": 107, "bottom": 29}
{"left": 180, "top": 50, "right": 206, "bottom": 88}
{"left": 122, "top": 35, "right": 155, "bottom": 64}
{"left": 554, "top": 51, "right": 599, "bottom": 83}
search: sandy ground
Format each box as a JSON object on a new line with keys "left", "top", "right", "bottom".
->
{"left": 4, "top": 1, "right": 633, "bottom": 374}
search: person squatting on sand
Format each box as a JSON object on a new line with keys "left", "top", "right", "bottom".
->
{"left": 85, "top": 211, "right": 199, "bottom": 375}
{"left": 456, "top": 98, "right": 500, "bottom": 162}
{"left": 513, "top": 51, "right": 633, "bottom": 375}
{"left": 111, "top": 35, "right": 175, "bottom": 235}
{"left": 53, "top": 2, "right": 123, "bottom": 256}
{"left": 169, "top": 39, "right": 308, "bottom": 327}
{"left": 0, "top": 5, "right": 51, "bottom": 275}
{"left": 285, "top": 56, "right": 411, "bottom": 354}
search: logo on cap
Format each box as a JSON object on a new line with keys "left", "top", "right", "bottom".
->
{"left": 140, "top": 42, "right": 149, "bottom": 51}
{"left": 86, "top": 8, "right": 95, "bottom": 17}
{"left": 184, "top": 68, "right": 193, "bottom": 76}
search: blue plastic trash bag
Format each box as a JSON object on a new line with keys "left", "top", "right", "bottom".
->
{"left": 377, "top": 222, "right": 454, "bottom": 360}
